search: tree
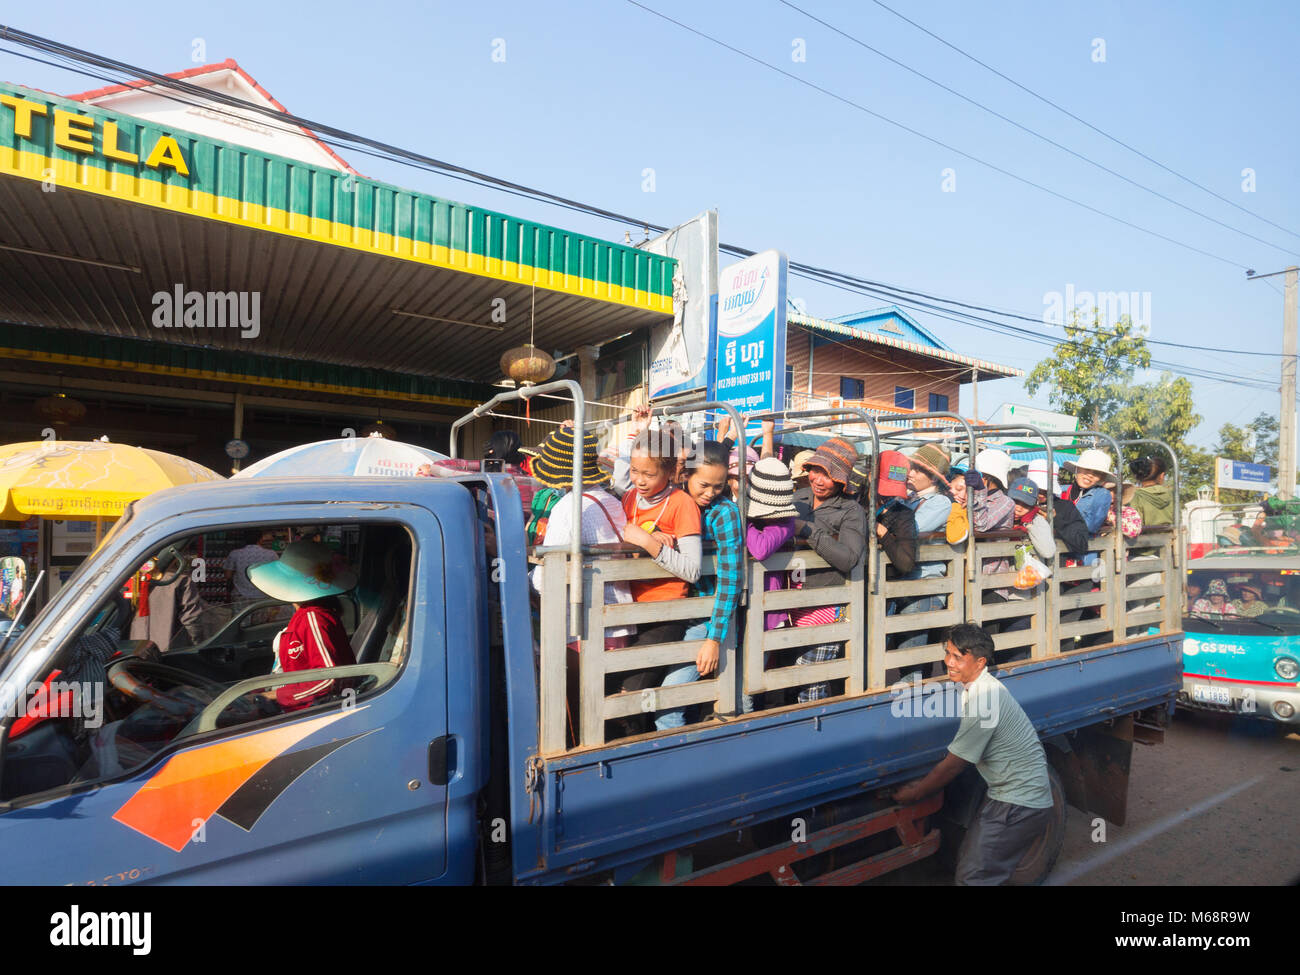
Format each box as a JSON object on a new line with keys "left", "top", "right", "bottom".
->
{"left": 1024, "top": 310, "right": 1150, "bottom": 428}
{"left": 1026, "top": 311, "right": 1206, "bottom": 494}
{"left": 1109, "top": 372, "right": 1205, "bottom": 489}
{"left": 1248, "top": 412, "right": 1279, "bottom": 469}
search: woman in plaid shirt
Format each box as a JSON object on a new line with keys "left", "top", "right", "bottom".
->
{"left": 655, "top": 440, "right": 744, "bottom": 731}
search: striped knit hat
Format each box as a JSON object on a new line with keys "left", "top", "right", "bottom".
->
{"left": 804, "top": 437, "right": 859, "bottom": 489}
{"left": 910, "top": 443, "right": 951, "bottom": 480}
{"left": 530, "top": 426, "right": 609, "bottom": 489}
{"left": 747, "top": 457, "right": 798, "bottom": 519}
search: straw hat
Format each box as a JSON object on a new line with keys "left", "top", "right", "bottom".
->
{"left": 747, "top": 457, "right": 798, "bottom": 519}
{"left": 530, "top": 426, "right": 609, "bottom": 489}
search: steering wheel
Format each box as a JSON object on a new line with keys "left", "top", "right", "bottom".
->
{"left": 107, "top": 657, "right": 226, "bottom": 719}
{"left": 148, "top": 545, "right": 188, "bottom": 587}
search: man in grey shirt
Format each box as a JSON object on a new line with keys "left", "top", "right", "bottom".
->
{"left": 889, "top": 622, "right": 1054, "bottom": 885}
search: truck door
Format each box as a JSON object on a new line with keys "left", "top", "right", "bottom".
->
{"left": 0, "top": 501, "right": 462, "bottom": 884}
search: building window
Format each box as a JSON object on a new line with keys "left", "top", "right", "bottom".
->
{"left": 840, "top": 377, "right": 865, "bottom": 401}
{"left": 894, "top": 386, "right": 914, "bottom": 410}
{"left": 928, "top": 392, "right": 949, "bottom": 413}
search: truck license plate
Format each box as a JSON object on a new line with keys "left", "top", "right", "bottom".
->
{"left": 1192, "top": 685, "right": 1232, "bottom": 706}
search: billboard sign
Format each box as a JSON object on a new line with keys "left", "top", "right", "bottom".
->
{"left": 644, "top": 210, "right": 718, "bottom": 399}
{"left": 710, "top": 250, "right": 787, "bottom": 425}
{"left": 1216, "top": 457, "right": 1271, "bottom": 492}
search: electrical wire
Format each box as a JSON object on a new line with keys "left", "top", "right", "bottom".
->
{"left": 623, "top": 1, "right": 1249, "bottom": 270}
{"left": 779, "top": 0, "right": 1300, "bottom": 260}
{"left": 0, "top": 26, "right": 1289, "bottom": 384}
{"left": 867, "top": 0, "right": 1300, "bottom": 244}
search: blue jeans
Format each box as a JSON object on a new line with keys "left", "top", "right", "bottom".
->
{"left": 656, "top": 620, "right": 706, "bottom": 730}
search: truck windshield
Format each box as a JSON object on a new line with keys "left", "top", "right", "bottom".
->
{"left": 1186, "top": 567, "right": 1300, "bottom": 628}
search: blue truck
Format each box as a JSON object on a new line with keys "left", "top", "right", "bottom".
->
{"left": 0, "top": 398, "right": 1182, "bottom": 885}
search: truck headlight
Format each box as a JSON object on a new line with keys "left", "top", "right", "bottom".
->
{"left": 1276, "top": 657, "right": 1300, "bottom": 680}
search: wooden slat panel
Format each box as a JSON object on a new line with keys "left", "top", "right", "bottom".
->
{"left": 755, "top": 658, "right": 852, "bottom": 693}
{"left": 589, "top": 555, "right": 720, "bottom": 582}
{"left": 601, "top": 679, "right": 719, "bottom": 719}
{"left": 601, "top": 640, "right": 705, "bottom": 674}
{"left": 882, "top": 605, "right": 961, "bottom": 633}
{"left": 601, "top": 596, "right": 717, "bottom": 626}
{"left": 759, "top": 587, "right": 852, "bottom": 611}
{"left": 1058, "top": 590, "right": 1109, "bottom": 611}
{"left": 974, "top": 570, "right": 1020, "bottom": 588}
{"left": 539, "top": 551, "right": 570, "bottom": 754}
{"left": 762, "top": 621, "right": 854, "bottom": 651}
{"left": 1056, "top": 566, "right": 1097, "bottom": 582}
{"left": 1059, "top": 618, "right": 1113, "bottom": 639}
{"left": 882, "top": 576, "right": 956, "bottom": 598}
{"left": 580, "top": 570, "right": 608, "bottom": 748}
{"left": 978, "top": 599, "right": 1040, "bottom": 622}
{"left": 881, "top": 643, "right": 946, "bottom": 669}
{"left": 992, "top": 630, "right": 1036, "bottom": 651}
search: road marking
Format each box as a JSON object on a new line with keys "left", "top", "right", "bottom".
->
{"left": 1046, "top": 774, "right": 1267, "bottom": 886}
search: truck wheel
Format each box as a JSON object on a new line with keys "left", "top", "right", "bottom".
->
{"left": 1010, "top": 766, "right": 1065, "bottom": 886}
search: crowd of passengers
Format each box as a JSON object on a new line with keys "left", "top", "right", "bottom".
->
{"left": 466, "top": 416, "right": 1175, "bottom": 741}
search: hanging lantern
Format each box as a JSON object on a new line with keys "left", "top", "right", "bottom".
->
{"left": 499, "top": 345, "right": 555, "bottom": 388}
{"left": 34, "top": 392, "right": 86, "bottom": 427}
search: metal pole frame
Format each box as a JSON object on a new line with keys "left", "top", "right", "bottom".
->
{"left": 448, "top": 379, "right": 587, "bottom": 629}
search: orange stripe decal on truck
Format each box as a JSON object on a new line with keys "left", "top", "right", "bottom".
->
{"left": 113, "top": 710, "right": 356, "bottom": 852}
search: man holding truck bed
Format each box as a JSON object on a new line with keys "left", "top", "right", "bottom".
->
{"left": 889, "top": 622, "right": 1054, "bottom": 885}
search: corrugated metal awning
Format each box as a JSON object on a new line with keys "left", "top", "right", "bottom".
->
{"left": 0, "top": 81, "right": 674, "bottom": 382}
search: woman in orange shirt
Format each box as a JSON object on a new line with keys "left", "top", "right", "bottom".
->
{"left": 617, "top": 423, "right": 702, "bottom": 734}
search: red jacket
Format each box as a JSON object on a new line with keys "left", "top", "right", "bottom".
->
{"left": 276, "top": 603, "right": 355, "bottom": 711}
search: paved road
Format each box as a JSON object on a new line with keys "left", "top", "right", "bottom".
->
{"left": 877, "top": 708, "right": 1299, "bottom": 885}
{"left": 1049, "top": 709, "right": 1300, "bottom": 886}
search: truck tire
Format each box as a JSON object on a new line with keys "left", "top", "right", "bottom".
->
{"left": 1010, "top": 765, "right": 1065, "bottom": 886}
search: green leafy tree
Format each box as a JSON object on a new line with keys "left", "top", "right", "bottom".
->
{"left": 1024, "top": 310, "right": 1150, "bottom": 428}
{"left": 1026, "top": 311, "right": 1208, "bottom": 494}
{"left": 1248, "top": 411, "right": 1279, "bottom": 469}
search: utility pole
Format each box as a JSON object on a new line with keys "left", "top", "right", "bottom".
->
{"left": 971, "top": 367, "right": 979, "bottom": 423}
{"left": 1248, "top": 266, "right": 1299, "bottom": 499}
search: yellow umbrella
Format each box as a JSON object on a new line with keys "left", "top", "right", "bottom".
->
{"left": 0, "top": 441, "right": 223, "bottom": 521}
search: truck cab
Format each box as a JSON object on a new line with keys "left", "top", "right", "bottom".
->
{"left": 0, "top": 476, "right": 491, "bottom": 884}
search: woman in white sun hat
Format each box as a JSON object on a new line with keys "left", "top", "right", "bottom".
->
{"left": 1062, "top": 448, "right": 1115, "bottom": 542}
{"left": 967, "top": 448, "right": 1015, "bottom": 532}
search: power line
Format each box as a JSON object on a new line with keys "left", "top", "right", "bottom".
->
{"left": 624, "top": 1, "right": 1249, "bottom": 270}
{"left": 867, "top": 0, "right": 1300, "bottom": 243}
{"left": 779, "top": 0, "right": 1300, "bottom": 260}
{"left": 0, "top": 26, "right": 1285, "bottom": 382}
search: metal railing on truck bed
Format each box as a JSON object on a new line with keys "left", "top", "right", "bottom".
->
{"left": 534, "top": 526, "right": 1181, "bottom": 752}
{"left": 526, "top": 411, "right": 1182, "bottom": 754}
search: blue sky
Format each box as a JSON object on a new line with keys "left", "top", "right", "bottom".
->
{"left": 3, "top": 0, "right": 1297, "bottom": 445}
